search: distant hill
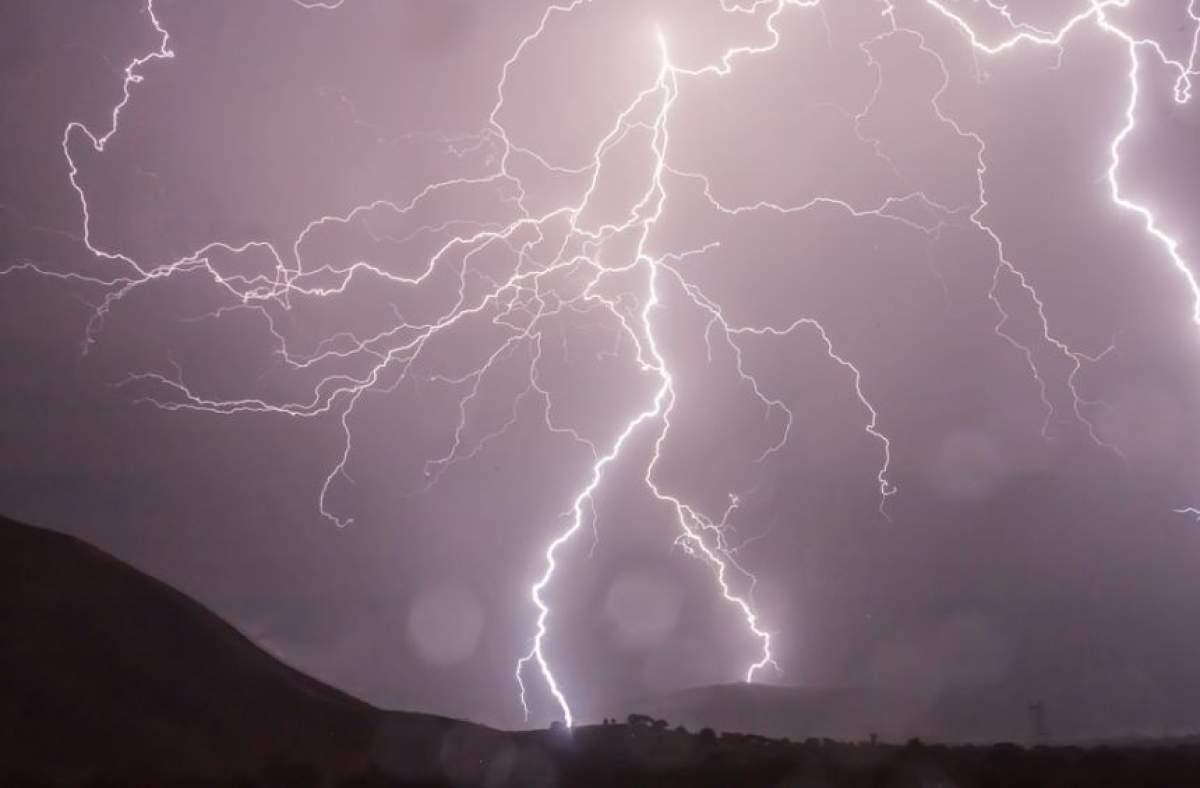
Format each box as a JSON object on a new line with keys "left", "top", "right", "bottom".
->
{"left": 0, "top": 514, "right": 503, "bottom": 784}
{"left": 602, "top": 681, "right": 1038, "bottom": 744}
{"left": 605, "top": 676, "right": 1200, "bottom": 746}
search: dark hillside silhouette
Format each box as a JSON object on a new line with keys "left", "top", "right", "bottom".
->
{"left": 5, "top": 513, "right": 1200, "bottom": 787}
{"left": 0, "top": 515, "right": 500, "bottom": 784}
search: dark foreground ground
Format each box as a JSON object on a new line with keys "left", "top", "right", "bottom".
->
{"left": 9, "top": 727, "right": 1200, "bottom": 787}
{"left": 5, "top": 514, "right": 1200, "bottom": 787}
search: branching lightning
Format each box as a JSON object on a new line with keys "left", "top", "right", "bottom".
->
{"left": 5, "top": 0, "right": 1199, "bottom": 727}
{"left": 911, "top": 0, "right": 1198, "bottom": 493}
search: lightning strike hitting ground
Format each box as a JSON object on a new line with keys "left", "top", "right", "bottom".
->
{"left": 4, "top": 0, "right": 1198, "bottom": 727}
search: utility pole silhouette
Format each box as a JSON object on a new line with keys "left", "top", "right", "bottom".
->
{"left": 1028, "top": 701, "right": 1049, "bottom": 745}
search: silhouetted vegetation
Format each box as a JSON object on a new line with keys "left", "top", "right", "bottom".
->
{"left": 13, "top": 727, "right": 1200, "bottom": 787}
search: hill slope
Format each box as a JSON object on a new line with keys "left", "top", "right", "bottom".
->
{"left": 0, "top": 515, "right": 498, "bottom": 783}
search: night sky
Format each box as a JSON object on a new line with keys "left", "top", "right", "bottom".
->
{"left": 2, "top": 0, "right": 1200, "bottom": 735}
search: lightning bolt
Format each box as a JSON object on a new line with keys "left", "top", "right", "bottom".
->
{"left": 514, "top": 22, "right": 783, "bottom": 727}
{"left": 516, "top": 3, "right": 897, "bottom": 726}
{"left": 5, "top": 0, "right": 1198, "bottom": 729}
{"left": 908, "top": 0, "right": 1198, "bottom": 492}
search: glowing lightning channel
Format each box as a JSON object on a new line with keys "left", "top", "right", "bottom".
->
{"left": 874, "top": 1, "right": 1121, "bottom": 451}
{"left": 515, "top": 5, "right": 870, "bottom": 725}
{"left": 66, "top": 0, "right": 175, "bottom": 230}
{"left": 0, "top": 0, "right": 176, "bottom": 351}
{"left": 9, "top": 0, "right": 1200, "bottom": 733}
{"left": 912, "top": 0, "right": 1199, "bottom": 495}
{"left": 514, "top": 26, "right": 775, "bottom": 727}
{"left": 4, "top": 0, "right": 904, "bottom": 728}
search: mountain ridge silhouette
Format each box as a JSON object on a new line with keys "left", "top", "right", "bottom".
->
{"left": 0, "top": 513, "right": 501, "bottom": 783}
